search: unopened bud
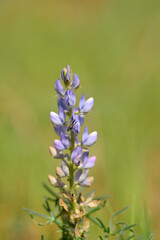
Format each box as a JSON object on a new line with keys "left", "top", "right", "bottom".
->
{"left": 56, "top": 166, "right": 66, "bottom": 178}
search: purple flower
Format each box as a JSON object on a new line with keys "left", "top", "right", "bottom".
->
{"left": 65, "top": 90, "right": 76, "bottom": 109}
{"left": 72, "top": 73, "right": 80, "bottom": 89}
{"left": 54, "top": 132, "right": 70, "bottom": 151}
{"left": 70, "top": 114, "right": 80, "bottom": 136}
{"left": 71, "top": 146, "right": 82, "bottom": 166}
{"left": 50, "top": 107, "right": 66, "bottom": 126}
{"left": 74, "top": 169, "right": 93, "bottom": 187}
{"left": 83, "top": 154, "right": 96, "bottom": 169}
{"left": 79, "top": 94, "right": 94, "bottom": 114}
{"left": 61, "top": 67, "right": 70, "bottom": 86}
{"left": 54, "top": 125, "right": 67, "bottom": 137}
{"left": 74, "top": 136, "right": 78, "bottom": 147}
{"left": 78, "top": 151, "right": 96, "bottom": 169}
{"left": 58, "top": 97, "right": 68, "bottom": 111}
{"left": 54, "top": 139, "right": 65, "bottom": 151}
{"left": 73, "top": 107, "right": 84, "bottom": 126}
{"left": 61, "top": 160, "right": 69, "bottom": 176}
{"left": 82, "top": 126, "right": 97, "bottom": 146}
{"left": 80, "top": 176, "right": 94, "bottom": 187}
{"left": 55, "top": 79, "right": 65, "bottom": 96}
{"left": 61, "top": 132, "right": 70, "bottom": 148}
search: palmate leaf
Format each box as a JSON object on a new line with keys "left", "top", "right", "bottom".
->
{"left": 23, "top": 208, "right": 53, "bottom": 220}
{"left": 23, "top": 207, "right": 62, "bottom": 228}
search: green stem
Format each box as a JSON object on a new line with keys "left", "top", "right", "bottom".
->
{"left": 69, "top": 132, "right": 76, "bottom": 213}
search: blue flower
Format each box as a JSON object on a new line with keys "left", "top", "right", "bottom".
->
{"left": 79, "top": 94, "right": 94, "bottom": 114}
{"left": 65, "top": 90, "right": 76, "bottom": 109}
{"left": 50, "top": 107, "right": 66, "bottom": 126}
{"left": 78, "top": 151, "right": 96, "bottom": 169}
{"left": 74, "top": 169, "right": 94, "bottom": 187}
{"left": 82, "top": 126, "right": 97, "bottom": 147}
{"left": 71, "top": 146, "right": 82, "bottom": 166}
{"left": 55, "top": 79, "right": 65, "bottom": 96}
{"left": 54, "top": 125, "right": 67, "bottom": 137}
{"left": 70, "top": 114, "right": 80, "bottom": 136}
{"left": 72, "top": 73, "right": 80, "bottom": 89}
{"left": 61, "top": 67, "right": 70, "bottom": 86}
{"left": 58, "top": 97, "right": 68, "bottom": 111}
{"left": 54, "top": 132, "right": 70, "bottom": 151}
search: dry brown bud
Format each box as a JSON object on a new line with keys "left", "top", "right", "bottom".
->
{"left": 59, "top": 198, "right": 68, "bottom": 212}
{"left": 48, "top": 175, "right": 66, "bottom": 188}
{"left": 86, "top": 200, "right": 100, "bottom": 208}
{"left": 74, "top": 223, "right": 81, "bottom": 237}
{"left": 49, "top": 146, "right": 58, "bottom": 157}
{"left": 82, "top": 218, "right": 90, "bottom": 232}
{"left": 56, "top": 166, "right": 65, "bottom": 178}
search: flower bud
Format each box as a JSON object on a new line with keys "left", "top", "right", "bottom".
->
{"left": 65, "top": 90, "right": 76, "bottom": 109}
{"left": 48, "top": 175, "right": 66, "bottom": 188}
{"left": 72, "top": 73, "right": 80, "bottom": 89}
{"left": 56, "top": 166, "right": 66, "bottom": 178}
{"left": 55, "top": 79, "right": 65, "bottom": 96}
{"left": 61, "top": 67, "right": 70, "bottom": 86}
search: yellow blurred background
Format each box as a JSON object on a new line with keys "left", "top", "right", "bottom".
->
{"left": 0, "top": 0, "right": 160, "bottom": 239}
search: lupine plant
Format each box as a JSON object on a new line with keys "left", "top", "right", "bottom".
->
{"left": 24, "top": 65, "right": 153, "bottom": 240}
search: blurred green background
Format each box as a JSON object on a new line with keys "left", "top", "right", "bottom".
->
{"left": 0, "top": 0, "right": 160, "bottom": 239}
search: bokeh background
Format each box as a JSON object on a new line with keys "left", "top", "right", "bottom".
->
{"left": 0, "top": 0, "right": 160, "bottom": 239}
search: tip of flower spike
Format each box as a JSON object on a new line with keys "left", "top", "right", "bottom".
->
{"left": 61, "top": 66, "right": 71, "bottom": 86}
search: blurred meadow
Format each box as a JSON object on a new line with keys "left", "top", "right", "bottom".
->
{"left": 0, "top": 0, "right": 160, "bottom": 239}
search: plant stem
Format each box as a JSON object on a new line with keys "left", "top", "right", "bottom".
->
{"left": 69, "top": 132, "right": 76, "bottom": 213}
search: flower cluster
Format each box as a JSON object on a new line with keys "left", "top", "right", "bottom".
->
{"left": 24, "top": 65, "right": 138, "bottom": 240}
{"left": 48, "top": 65, "right": 98, "bottom": 238}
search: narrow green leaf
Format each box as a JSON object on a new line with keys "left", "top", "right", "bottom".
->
{"left": 46, "top": 218, "right": 55, "bottom": 224}
{"left": 113, "top": 224, "right": 136, "bottom": 235}
{"left": 38, "top": 223, "right": 46, "bottom": 226}
{"left": 98, "top": 235, "right": 103, "bottom": 240}
{"left": 115, "top": 224, "right": 126, "bottom": 240}
{"left": 112, "top": 206, "right": 130, "bottom": 217}
{"left": 94, "top": 195, "right": 110, "bottom": 200}
{"left": 134, "top": 235, "right": 145, "bottom": 240}
{"left": 23, "top": 208, "right": 52, "bottom": 220}
{"left": 41, "top": 235, "right": 44, "bottom": 240}
{"left": 43, "top": 196, "right": 56, "bottom": 202}
{"left": 126, "top": 234, "right": 136, "bottom": 240}
{"left": 42, "top": 183, "right": 59, "bottom": 199}
{"left": 95, "top": 217, "right": 107, "bottom": 232}
{"left": 148, "top": 233, "right": 154, "bottom": 240}
{"left": 88, "top": 216, "right": 102, "bottom": 228}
